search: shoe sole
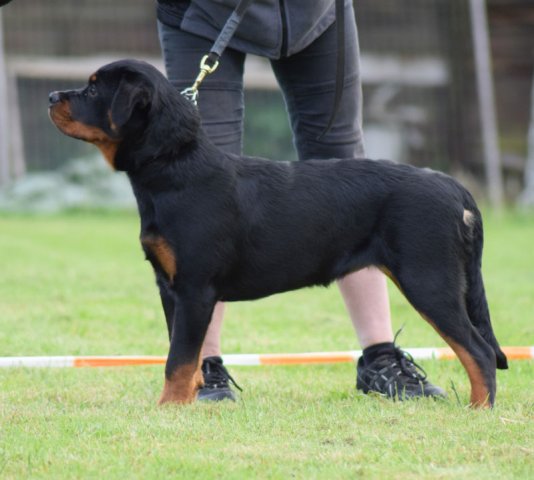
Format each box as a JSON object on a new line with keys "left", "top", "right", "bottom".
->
{"left": 197, "top": 389, "right": 236, "bottom": 402}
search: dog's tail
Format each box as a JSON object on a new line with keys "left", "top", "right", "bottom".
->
{"left": 462, "top": 205, "right": 508, "bottom": 369}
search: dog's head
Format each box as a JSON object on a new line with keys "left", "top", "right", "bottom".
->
{"left": 49, "top": 59, "right": 200, "bottom": 171}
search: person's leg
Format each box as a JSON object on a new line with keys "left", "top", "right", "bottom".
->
{"left": 338, "top": 269, "right": 392, "bottom": 348}
{"left": 270, "top": 5, "right": 393, "bottom": 349}
{"left": 158, "top": 21, "right": 245, "bottom": 153}
{"left": 202, "top": 302, "right": 224, "bottom": 357}
{"left": 158, "top": 21, "right": 245, "bottom": 400}
{"left": 271, "top": 5, "right": 444, "bottom": 399}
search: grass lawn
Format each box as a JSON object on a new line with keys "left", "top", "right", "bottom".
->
{"left": 0, "top": 210, "right": 533, "bottom": 479}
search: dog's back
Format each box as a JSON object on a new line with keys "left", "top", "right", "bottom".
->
{"left": 219, "top": 156, "right": 469, "bottom": 298}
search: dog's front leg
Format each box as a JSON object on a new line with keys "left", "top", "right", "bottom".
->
{"left": 158, "top": 287, "right": 216, "bottom": 405}
{"left": 156, "top": 274, "right": 176, "bottom": 341}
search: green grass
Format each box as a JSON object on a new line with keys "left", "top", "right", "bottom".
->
{"left": 0, "top": 210, "right": 533, "bottom": 479}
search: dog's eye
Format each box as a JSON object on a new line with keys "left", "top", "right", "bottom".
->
{"left": 88, "top": 84, "right": 97, "bottom": 97}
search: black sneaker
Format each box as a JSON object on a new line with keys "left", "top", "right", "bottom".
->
{"left": 197, "top": 356, "right": 242, "bottom": 402}
{"left": 356, "top": 347, "right": 447, "bottom": 400}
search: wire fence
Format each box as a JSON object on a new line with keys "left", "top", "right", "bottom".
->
{"left": 1, "top": 0, "right": 532, "bottom": 202}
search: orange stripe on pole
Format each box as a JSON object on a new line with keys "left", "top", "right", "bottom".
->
{"left": 259, "top": 353, "right": 356, "bottom": 365}
{"left": 502, "top": 347, "right": 534, "bottom": 360}
{"left": 437, "top": 348, "right": 457, "bottom": 360}
{"left": 437, "top": 346, "right": 533, "bottom": 361}
{"left": 73, "top": 356, "right": 166, "bottom": 367}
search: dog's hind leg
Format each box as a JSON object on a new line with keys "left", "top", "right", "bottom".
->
{"left": 384, "top": 264, "right": 497, "bottom": 408}
{"left": 421, "top": 309, "right": 496, "bottom": 408}
{"left": 158, "top": 286, "right": 216, "bottom": 405}
{"left": 463, "top": 210, "right": 508, "bottom": 370}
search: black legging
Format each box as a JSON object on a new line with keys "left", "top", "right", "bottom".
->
{"left": 157, "top": 2, "right": 364, "bottom": 160}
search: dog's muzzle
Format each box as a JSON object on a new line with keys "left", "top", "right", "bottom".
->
{"left": 48, "top": 91, "right": 64, "bottom": 106}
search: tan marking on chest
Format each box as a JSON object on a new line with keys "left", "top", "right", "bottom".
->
{"left": 142, "top": 236, "right": 177, "bottom": 283}
{"left": 94, "top": 140, "right": 119, "bottom": 168}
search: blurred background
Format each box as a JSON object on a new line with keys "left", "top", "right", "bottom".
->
{"left": 0, "top": 0, "right": 533, "bottom": 211}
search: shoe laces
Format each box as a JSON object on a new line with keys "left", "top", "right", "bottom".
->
{"left": 391, "top": 327, "right": 428, "bottom": 383}
{"left": 392, "top": 347, "right": 428, "bottom": 383}
{"left": 202, "top": 357, "right": 243, "bottom": 391}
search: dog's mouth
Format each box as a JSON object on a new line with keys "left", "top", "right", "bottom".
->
{"left": 48, "top": 102, "right": 80, "bottom": 138}
{"left": 48, "top": 102, "right": 108, "bottom": 144}
{"left": 48, "top": 100, "right": 121, "bottom": 169}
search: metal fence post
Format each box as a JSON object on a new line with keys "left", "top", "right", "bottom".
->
{"left": 469, "top": 0, "right": 504, "bottom": 207}
{"left": 0, "top": 10, "right": 10, "bottom": 186}
{"left": 519, "top": 73, "right": 534, "bottom": 206}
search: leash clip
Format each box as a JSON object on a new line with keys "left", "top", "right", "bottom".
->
{"left": 180, "top": 86, "right": 199, "bottom": 106}
{"left": 199, "top": 54, "right": 220, "bottom": 76}
{"left": 180, "top": 54, "right": 220, "bottom": 107}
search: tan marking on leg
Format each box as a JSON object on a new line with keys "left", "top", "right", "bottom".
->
{"left": 195, "top": 362, "right": 205, "bottom": 390}
{"left": 449, "top": 339, "right": 491, "bottom": 408}
{"left": 49, "top": 102, "right": 120, "bottom": 169}
{"left": 158, "top": 359, "right": 203, "bottom": 405}
{"left": 463, "top": 209, "right": 475, "bottom": 226}
{"left": 422, "top": 314, "right": 490, "bottom": 408}
{"left": 141, "top": 236, "right": 177, "bottom": 283}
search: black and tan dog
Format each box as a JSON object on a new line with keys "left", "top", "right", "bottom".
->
{"left": 49, "top": 59, "right": 507, "bottom": 407}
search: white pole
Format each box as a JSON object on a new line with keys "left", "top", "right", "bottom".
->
{"left": 0, "top": 347, "right": 532, "bottom": 368}
{"left": 469, "top": 0, "right": 504, "bottom": 207}
{"left": 519, "top": 73, "right": 534, "bottom": 206}
{"left": 0, "top": 9, "right": 10, "bottom": 185}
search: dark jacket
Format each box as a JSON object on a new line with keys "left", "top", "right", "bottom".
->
{"left": 157, "top": 0, "right": 347, "bottom": 59}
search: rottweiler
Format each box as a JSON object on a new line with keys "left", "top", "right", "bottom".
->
{"left": 49, "top": 59, "right": 507, "bottom": 407}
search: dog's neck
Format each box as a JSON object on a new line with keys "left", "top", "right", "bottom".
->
{"left": 113, "top": 134, "right": 199, "bottom": 173}
{"left": 113, "top": 91, "right": 211, "bottom": 173}
{"left": 122, "top": 129, "right": 224, "bottom": 187}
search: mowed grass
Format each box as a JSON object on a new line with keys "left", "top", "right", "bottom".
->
{"left": 0, "top": 210, "right": 533, "bottom": 479}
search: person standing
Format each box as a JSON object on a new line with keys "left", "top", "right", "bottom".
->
{"left": 156, "top": 0, "right": 446, "bottom": 401}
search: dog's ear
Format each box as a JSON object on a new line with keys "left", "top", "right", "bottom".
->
{"left": 110, "top": 75, "right": 151, "bottom": 130}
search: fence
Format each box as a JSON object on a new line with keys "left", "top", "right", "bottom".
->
{"left": 1, "top": 0, "right": 532, "bottom": 202}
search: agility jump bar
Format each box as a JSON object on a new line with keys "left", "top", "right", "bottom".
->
{"left": 0, "top": 347, "right": 532, "bottom": 368}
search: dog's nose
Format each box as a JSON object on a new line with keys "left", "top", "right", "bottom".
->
{"left": 48, "top": 91, "right": 62, "bottom": 105}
